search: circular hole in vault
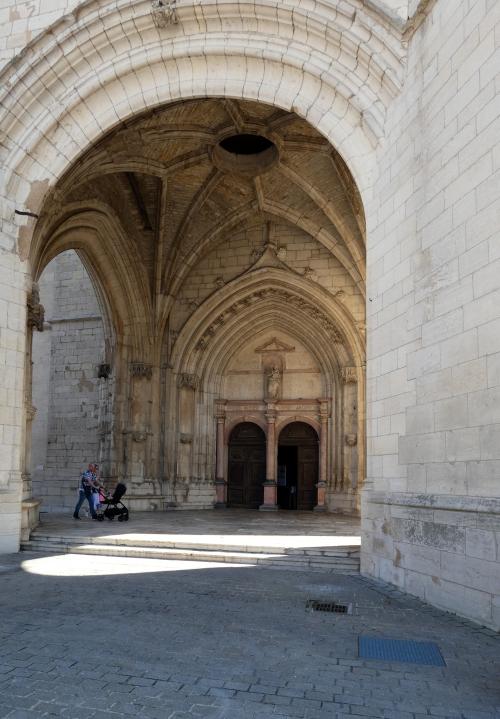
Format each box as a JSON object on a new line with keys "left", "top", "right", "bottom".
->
{"left": 219, "top": 134, "right": 275, "bottom": 155}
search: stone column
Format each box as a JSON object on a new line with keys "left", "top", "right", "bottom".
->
{"left": 214, "top": 403, "right": 226, "bottom": 508}
{"left": 260, "top": 407, "right": 278, "bottom": 511}
{"left": 315, "top": 400, "right": 329, "bottom": 511}
{"left": 20, "top": 283, "right": 45, "bottom": 541}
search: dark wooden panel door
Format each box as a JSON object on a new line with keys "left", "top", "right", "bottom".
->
{"left": 228, "top": 423, "right": 266, "bottom": 509}
{"left": 278, "top": 422, "right": 318, "bottom": 511}
{"left": 297, "top": 445, "right": 318, "bottom": 510}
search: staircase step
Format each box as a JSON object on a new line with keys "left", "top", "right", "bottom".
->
{"left": 26, "top": 532, "right": 360, "bottom": 555}
{"left": 21, "top": 537, "right": 360, "bottom": 573}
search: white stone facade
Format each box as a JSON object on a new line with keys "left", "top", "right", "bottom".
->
{"left": 0, "top": 0, "right": 498, "bottom": 630}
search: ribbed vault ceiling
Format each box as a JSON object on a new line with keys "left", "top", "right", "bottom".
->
{"left": 46, "top": 98, "right": 366, "bottom": 314}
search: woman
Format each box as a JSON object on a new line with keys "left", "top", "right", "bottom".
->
{"left": 73, "top": 464, "right": 97, "bottom": 519}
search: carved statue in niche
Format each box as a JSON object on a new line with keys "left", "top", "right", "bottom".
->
{"left": 266, "top": 366, "right": 282, "bottom": 400}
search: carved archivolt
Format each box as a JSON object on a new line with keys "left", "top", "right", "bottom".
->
{"left": 195, "top": 288, "right": 343, "bottom": 351}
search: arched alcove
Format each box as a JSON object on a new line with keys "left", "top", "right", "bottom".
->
{"left": 30, "top": 250, "right": 107, "bottom": 511}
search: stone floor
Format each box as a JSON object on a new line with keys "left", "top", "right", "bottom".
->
{"left": 0, "top": 549, "right": 499, "bottom": 719}
{"left": 33, "top": 509, "right": 361, "bottom": 551}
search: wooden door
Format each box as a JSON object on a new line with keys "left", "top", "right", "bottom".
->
{"left": 278, "top": 422, "right": 318, "bottom": 511}
{"left": 297, "top": 445, "right": 318, "bottom": 510}
{"left": 227, "top": 423, "right": 266, "bottom": 509}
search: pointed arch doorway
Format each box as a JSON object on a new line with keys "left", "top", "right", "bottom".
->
{"left": 277, "top": 422, "right": 319, "bottom": 510}
{"left": 227, "top": 422, "right": 266, "bottom": 509}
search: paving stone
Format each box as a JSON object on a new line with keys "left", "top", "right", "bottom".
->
{"left": 0, "top": 554, "right": 498, "bottom": 719}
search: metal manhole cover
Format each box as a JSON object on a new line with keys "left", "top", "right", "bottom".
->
{"left": 358, "top": 636, "right": 446, "bottom": 666}
{"left": 306, "top": 600, "right": 352, "bottom": 614}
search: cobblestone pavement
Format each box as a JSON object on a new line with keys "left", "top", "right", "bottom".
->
{"left": 0, "top": 552, "right": 498, "bottom": 719}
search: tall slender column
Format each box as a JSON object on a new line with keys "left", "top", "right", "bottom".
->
{"left": 260, "top": 407, "right": 278, "bottom": 511}
{"left": 214, "top": 404, "right": 226, "bottom": 508}
{"left": 315, "top": 400, "right": 329, "bottom": 511}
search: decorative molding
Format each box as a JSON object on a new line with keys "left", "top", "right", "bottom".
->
{"left": 255, "top": 337, "right": 295, "bottom": 354}
{"left": 196, "top": 288, "right": 343, "bottom": 350}
{"left": 341, "top": 366, "right": 357, "bottom": 384}
{"left": 151, "top": 0, "right": 178, "bottom": 28}
{"left": 177, "top": 373, "right": 199, "bottom": 390}
{"left": 131, "top": 431, "right": 149, "bottom": 443}
{"left": 27, "top": 283, "right": 44, "bottom": 332}
{"left": 130, "top": 362, "right": 153, "bottom": 379}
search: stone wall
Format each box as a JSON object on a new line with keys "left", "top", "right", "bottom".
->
{"left": 363, "top": 0, "right": 500, "bottom": 630}
{"left": 31, "top": 250, "right": 104, "bottom": 512}
{"left": 171, "top": 221, "right": 363, "bottom": 332}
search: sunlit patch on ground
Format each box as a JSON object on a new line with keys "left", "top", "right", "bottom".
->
{"left": 21, "top": 553, "right": 250, "bottom": 577}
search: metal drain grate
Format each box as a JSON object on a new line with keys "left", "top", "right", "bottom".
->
{"left": 358, "top": 636, "right": 446, "bottom": 666}
{"left": 306, "top": 600, "right": 352, "bottom": 614}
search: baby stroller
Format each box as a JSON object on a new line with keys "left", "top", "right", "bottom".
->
{"left": 96, "top": 482, "right": 129, "bottom": 522}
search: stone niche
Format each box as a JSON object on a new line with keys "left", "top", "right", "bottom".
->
{"left": 223, "top": 332, "right": 323, "bottom": 401}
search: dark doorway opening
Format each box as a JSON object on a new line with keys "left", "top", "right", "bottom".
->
{"left": 227, "top": 422, "right": 266, "bottom": 509}
{"left": 277, "top": 422, "right": 318, "bottom": 510}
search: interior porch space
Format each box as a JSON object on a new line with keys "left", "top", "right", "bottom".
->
{"left": 22, "top": 509, "right": 361, "bottom": 574}
{"left": 25, "top": 97, "right": 366, "bottom": 530}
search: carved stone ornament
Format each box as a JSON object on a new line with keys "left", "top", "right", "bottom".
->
{"left": 151, "top": 0, "right": 178, "bottom": 27}
{"left": 131, "top": 431, "right": 148, "bottom": 443}
{"left": 177, "top": 373, "right": 199, "bottom": 390}
{"left": 97, "top": 363, "right": 111, "bottom": 379}
{"left": 345, "top": 433, "right": 357, "bottom": 447}
{"left": 27, "top": 283, "right": 44, "bottom": 332}
{"left": 130, "top": 362, "right": 153, "bottom": 379}
{"left": 179, "top": 433, "right": 192, "bottom": 444}
{"left": 341, "top": 366, "right": 357, "bottom": 384}
{"left": 196, "top": 288, "right": 343, "bottom": 350}
{"left": 25, "top": 404, "right": 37, "bottom": 422}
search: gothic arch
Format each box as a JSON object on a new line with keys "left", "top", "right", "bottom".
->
{"left": 0, "top": 0, "right": 406, "bottom": 257}
{"left": 276, "top": 416, "right": 322, "bottom": 436}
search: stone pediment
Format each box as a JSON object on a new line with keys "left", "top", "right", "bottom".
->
{"left": 250, "top": 242, "right": 291, "bottom": 272}
{"left": 255, "top": 337, "right": 295, "bottom": 354}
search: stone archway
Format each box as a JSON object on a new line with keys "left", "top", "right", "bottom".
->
{"left": 0, "top": 0, "right": 396, "bottom": 546}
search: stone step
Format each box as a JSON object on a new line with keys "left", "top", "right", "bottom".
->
{"left": 21, "top": 538, "right": 360, "bottom": 573}
{"left": 25, "top": 532, "right": 360, "bottom": 558}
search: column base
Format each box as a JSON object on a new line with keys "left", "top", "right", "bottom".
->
{"left": 313, "top": 504, "right": 327, "bottom": 512}
{"left": 214, "top": 479, "right": 227, "bottom": 507}
{"left": 21, "top": 497, "right": 42, "bottom": 542}
{"left": 259, "top": 503, "right": 279, "bottom": 511}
